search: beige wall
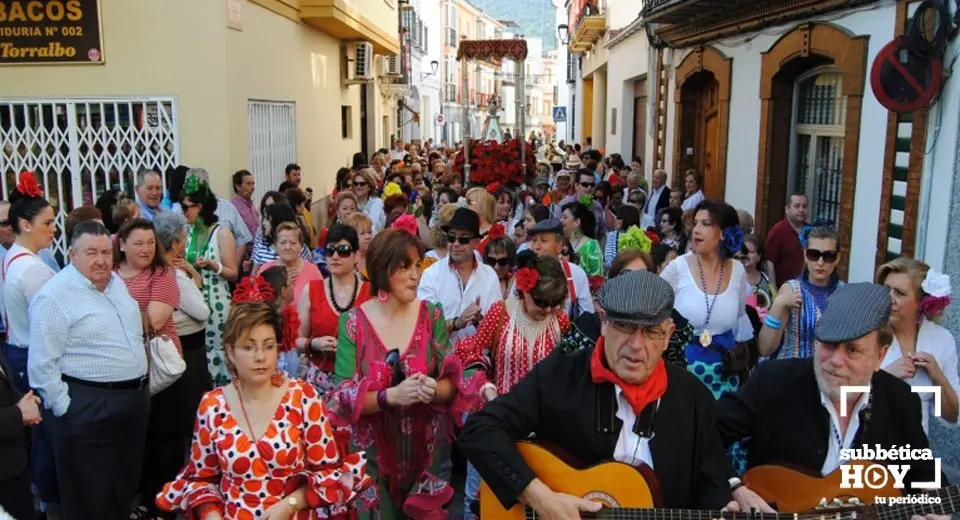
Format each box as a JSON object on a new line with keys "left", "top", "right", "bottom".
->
{"left": 225, "top": 2, "right": 362, "bottom": 196}
{"left": 354, "top": 0, "right": 399, "bottom": 38}
{"left": 0, "top": 0, "right": 232, "bottom": 184}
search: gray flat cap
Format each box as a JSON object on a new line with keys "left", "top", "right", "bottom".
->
{"left": 814, "top": 283, "right": 892, "bottom": 344}
{"left": 527, "top": 218, "right": 563, "bottom": 236}
{"left": 598, "top": 270, "right": 675, "bottom": 327}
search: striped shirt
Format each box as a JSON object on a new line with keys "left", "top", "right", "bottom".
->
{"left": 27, "top": 265, "right": 148, "bottom": 416}
{"left": 250, "top": 229, "right": 312, "bottom": 266}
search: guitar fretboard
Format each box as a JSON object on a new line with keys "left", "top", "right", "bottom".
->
{"left": 874, "top": 485, "right": 960, "bottom": 520}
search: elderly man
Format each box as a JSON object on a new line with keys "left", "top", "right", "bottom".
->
{"left": 720, "top": 283, "right": 949, "bottom": 515}
{"left": 460, "top": 270, "right": 735, "bottom": 518}
{"left": 27, "top": 221, "right": 149, "bottom": 520}
{"left": 135, "top": 168, "right": 165, "bottom": 220}
{"left": 644, "top": 169, "right": 670, "bottom": 225}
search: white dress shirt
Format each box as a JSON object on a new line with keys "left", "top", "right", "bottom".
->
{"left": 644, "top": 185, "right": 667, "bottom": 222}
{"left": 28, "top": 266, "right": 148, "bottom": 416}
{"left": 681, "top": 190, "right": 705, "bottom": 212}
{"left": 417, "top": 251, "right": 502, "bottom": 343}
{"left": 819, "top": 389, "right": 870, "bottom": 476}
{"left": 2, "top": 243, "right": 56, "bottom": 346}
{"left": 613, "top": 388, "right": 656, "bottom": 469}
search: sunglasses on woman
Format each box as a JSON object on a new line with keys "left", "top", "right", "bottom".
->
{"left": 532, "top": 294, "right": 565, "bottom": 310}
{"left": 485, "top": 256, "right": 511, "bottom": 267}
{"left": 446, "top": 233, "right": 472, "bottom": 245}
{"left": 325, "top": 244, "right": 355, "bottom": 258}
{"left": 805, "top": 248, "right": 839, "bottom": 263}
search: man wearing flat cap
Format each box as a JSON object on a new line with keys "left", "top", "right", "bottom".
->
{"left": 519, "top": 218, "right": 594, "bottom": 319}
{"left": 717, "top": 283, "right": 949, "bottom": 516}
{"left": 460, "top": 270, "right": 737, "bottom": 518}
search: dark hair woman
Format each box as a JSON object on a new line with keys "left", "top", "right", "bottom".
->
{"left": 157, "top": 276, "right": 374, "bottom": 519}
{"left": 482, "top": 223, "right": 517, "bottom": 299}
{"left": 658, "top": 206, "right": 686, "bottom": 253}
{"left": 603, "top": 204, "right": 642, "bottom": 269}
{"left": 561, "top": 199, "right": 602, "bottom": 276}
{"left": 325, "top": 228, "right": 482, "bottom": 519}
{"left": 180, "top": 173, "right": 239, "bottom": 387}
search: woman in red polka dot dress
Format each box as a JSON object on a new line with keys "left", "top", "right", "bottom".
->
{"left": 157, "top": 276, "right": 376, "bottom": 519}
{"left": 453, "top": 251, "right": 570, "bottom": 518}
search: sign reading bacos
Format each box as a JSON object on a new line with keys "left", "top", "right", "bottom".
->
{"left": 0, "top": 0, "right": 103, "bottom": 64}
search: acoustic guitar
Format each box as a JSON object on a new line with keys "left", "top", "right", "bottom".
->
{"left": 478, "top": 442, "right": 875, "bottom": 519}
{"left": 742, "top": 463, "right": 958, "bottom": 515}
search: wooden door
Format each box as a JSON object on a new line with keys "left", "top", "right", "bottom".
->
{"left": 697, "top": 79, "right": 721, "bottom": 198}
{"left": 633, "top": 96, "right": 646, "bottom": 163}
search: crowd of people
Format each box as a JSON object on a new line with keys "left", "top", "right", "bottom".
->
{"left": 0, "top": 136, "right": 957, "bottom": 520}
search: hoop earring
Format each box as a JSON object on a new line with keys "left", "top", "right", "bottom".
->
{"left": 377, "top": 289, "right": 389, "bottom": 303}
{"left": 270, "top": 370, "right": 286, "bottom": 387}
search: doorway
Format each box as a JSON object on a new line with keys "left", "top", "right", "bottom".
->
{"left": 633, "top": 78, "right": 647, "bottom": 164}
{"left": 677, "top": 71, "right": 722, "bottom": 197}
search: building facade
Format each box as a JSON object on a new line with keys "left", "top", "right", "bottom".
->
{"left": 0, "top": 0, "right": 400, "bottom": 256}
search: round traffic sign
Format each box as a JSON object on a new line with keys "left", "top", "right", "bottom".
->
{"left": 435, "top": 114, "right": 446, "bottom": 126}
{"left": 870, "top": 36, "right": 942, "bottom": 113}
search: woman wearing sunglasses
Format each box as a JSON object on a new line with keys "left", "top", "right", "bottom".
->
{"left": 297, "top": 224, "right": 371, "bottom": 396}
{"left": 482, "top": 223, "right": 517, "bottom": 299}
{"left": 453, "top": 249, "right": 570, "bottom": 520}
{"left": 757, "top": 226, "right": 843, "bottom": 359}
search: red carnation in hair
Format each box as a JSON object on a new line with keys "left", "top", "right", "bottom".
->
{"left": 16, "top": 171, "right": 42, "bottom": 198}
{"left": 516, "top": 267, "right": 539, "bottom": 293}
{"left": 486, "top": 182, "right": 501, "bottom": 194}
{"left": 281, "top": 305, "right": 301, "bottom": 353}
{"left": 645, "top": 230, "right": 661, "bottom": 247}
{"left": 488, "top": 222, "right": 506, "bottom": 240}
{"left": 232, "top": 275, "right": 275, "bottom": 304}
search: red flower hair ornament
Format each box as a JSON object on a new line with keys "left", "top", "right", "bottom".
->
{"left": 516, "top": 267, "right": 539, "bottom": 293}
{"left": 281, "top": 305, "right": 301, "bottom": 353}
{"left": 16, "top": 171, "right": 42, "bottom": 198}
{"left": 488, "top": 222, "right": 506, "bottom": 240}
{"left": 645, "top": 230, "right": 661, "bottom": 247}
{"left": 391, "top": 213, "right": 419, "bottom": 237}
{"left": 486, "top": 182, "right": 501, "bottom": 195}
{"left": 232, "top": 275, "right": 275, "bottom": 304}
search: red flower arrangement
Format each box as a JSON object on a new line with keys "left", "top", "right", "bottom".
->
{"left": 232, "top": 275, "right": 275, "bottom": 304}
{"left": 488, "top": 222, "right": 506, "bottom": 240}
{"left": 16, "top": 171, "right": 42, "bottom": 198}
{"left": 515, "top": 267, "right": 539, "bottom": 292}
{"left": 281, "top": 305, "right": 301, "bottom": 353}
{"left": 452, "top": 138, "right": 536, "bottom": 187}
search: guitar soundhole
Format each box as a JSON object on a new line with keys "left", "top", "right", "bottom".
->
{"left": 582, "top": 491, "right": 620, "bottom": 508}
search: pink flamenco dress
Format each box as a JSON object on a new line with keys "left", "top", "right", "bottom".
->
{"left": 325, "top": 301, "right": 483, "bottom": 520}
{"left": 156, "top": 380, "right": 376, "bottom": 519}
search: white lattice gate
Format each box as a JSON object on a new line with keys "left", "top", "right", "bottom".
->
{"left": 0, "top": 98, "right": 179, "bottom": 260}
{"left": 248, "top": 100, "right": 296, "bottom": 202}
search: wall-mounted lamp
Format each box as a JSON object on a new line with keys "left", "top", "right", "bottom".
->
{"left": 420, "top": 59, "right": 439, "bottom": 80}
{"left": 557, "top": 24, "right": 570, "bottom": 45}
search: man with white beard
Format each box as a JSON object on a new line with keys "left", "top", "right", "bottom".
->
{"left": 714, "top": 283, "right": 950, "bottom": 518}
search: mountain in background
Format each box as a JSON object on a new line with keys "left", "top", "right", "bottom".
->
{"left": 471, "top": 0, "right": 557, "bottom": 52}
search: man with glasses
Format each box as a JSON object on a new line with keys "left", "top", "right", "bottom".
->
{"left": 417, "top": 207, "right": 501, "bottom": 343}
{"left": 553, "top": 169, "right": 606, "bottom": 237}
{"left": 459, "top": 270, "right": 737, "bottom": 517}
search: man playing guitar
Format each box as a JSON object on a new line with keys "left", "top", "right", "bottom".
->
{"left": 459, "top": 270, "right": 738, "bottom": 519}
{"left": 717, "top": 283, "right": 950, "bottom": 520}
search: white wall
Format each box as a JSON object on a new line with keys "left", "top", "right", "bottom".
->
{"left": 421, "top": 0, "right": 443, "bottom": 141}
{"left": 661, "top": 4, "right": 896, "bottom": 281}
{"left": 604, "top": 29, "right": 648, "bottom": 158}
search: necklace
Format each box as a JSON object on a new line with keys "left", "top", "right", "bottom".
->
{"left": 329, "top": 273, "right": 360, "bottom": 314}
{"left": 234, "top": 382, "right": 259, "bottom": 441}
{"left": 695, "top": 254, "right": 725, "bottom": 347}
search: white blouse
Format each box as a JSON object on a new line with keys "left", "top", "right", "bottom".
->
{"left": 881, "top": 319, "right": 960, "bottom": 433}
{"left": 2, "top": 244, "right": 56, "bottom": 346}
{"left": 661, "top": 253, "right": 754, "bottom": 342}
{"left": 681, "top": 190, "right": 705, "bottom": 212}
{"left": 173, "top": 268, "right": 210, "bottom": 337}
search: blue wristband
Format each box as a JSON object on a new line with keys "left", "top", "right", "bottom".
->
{"left": 764, "top": 315, "right": 782, "bottom": 329}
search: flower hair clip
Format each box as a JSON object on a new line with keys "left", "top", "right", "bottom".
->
{"left": 722, "top": 225, "right": 745, "bottom": 257}
{"left": 618, "top": 225, "right": 653, "bottom": 253}
{"left": 486, "top": 182, "right": 501, "bottom": 195}
{"left": 232, "top": 275, "right": 275, "bottom": 304}
{"left": 919, "top": 269, "right": 952, "bottom": 322}
{"left": 183, "top": 175, "right": 209, "bottom": 198}
{"left": 16, "top": 171, "right": 42, "bottom": 198}
{"left": 488, "top": 222, "right": 506, "bottom": 240}
{"left": 799, "top": 219, "right": 835, "bottom": 249}
{"left": 391, "top": 213, "right": 419, "bottom": 237}
{"left": 281, "top": 305, "right": 300, "bottom": 353}
{"left": 515, "top": 267, "right": 539, "bottom": 293}
{"left": 578, "top": 194, "right": 594, "bottom": 207}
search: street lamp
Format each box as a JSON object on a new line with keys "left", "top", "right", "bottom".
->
{"left": 557, "top": 24, "right": 570, "bottom": 45}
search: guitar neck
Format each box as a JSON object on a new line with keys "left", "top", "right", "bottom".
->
{"left": 880, "top": 485, "right": 960, "bottom": 519}
{"left": 575, "top": 509, "right": 838, "bottom": 520}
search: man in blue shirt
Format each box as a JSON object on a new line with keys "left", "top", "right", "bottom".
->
{"left": 135, "top": 169, "right": 165, "bottom": 221}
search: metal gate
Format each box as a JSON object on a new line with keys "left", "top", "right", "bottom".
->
{"left": 0, "top": 98, "right": 179, "bottom": 259}
{"left": 248, "top": 100, "right": 296, "bottom": 202}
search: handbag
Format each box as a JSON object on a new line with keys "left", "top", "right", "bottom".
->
{"left": 147, "top": 332, "right": 186, "bottom": 395}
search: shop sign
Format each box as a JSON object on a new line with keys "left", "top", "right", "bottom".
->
{"left": 0, "top": 0, "right": 104, "bottom": 65}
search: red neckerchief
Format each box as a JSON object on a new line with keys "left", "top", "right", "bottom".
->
{"left": 590, "top": 336, "right": 668, "bottom": 414}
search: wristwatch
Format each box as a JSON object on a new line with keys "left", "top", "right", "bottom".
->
{"left": 287, "top": 496, "right": 299, "bottom": 510}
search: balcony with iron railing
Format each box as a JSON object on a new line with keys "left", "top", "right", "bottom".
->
{"left": 570, "top": 1, "right": 606, "bottom": 54}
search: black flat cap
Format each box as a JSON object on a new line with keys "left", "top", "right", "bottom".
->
{"left": 527, "top": 218, "right": 563, "bottom": 237}
{"left": 598, "top": 270, "right": 675, "bottom": 327}
{"left": 814, "top": 283, "right": 892, "bottom": 344}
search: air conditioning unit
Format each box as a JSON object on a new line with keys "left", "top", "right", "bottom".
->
{"left": 383, "top": 55, "right": 402, "bottom": 77}
{"left": 344, "top": 41, "right": 374, "bottom": 84}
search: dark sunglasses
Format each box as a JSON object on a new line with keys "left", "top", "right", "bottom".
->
{"left": 806, "top": 248, "right": 839, "bottom": 263}
{"left": 325, "top": 244, "right": 355, "bottom": 258}
{"left": 0, "top": 220, "right": 9, "bottom": 227}
{"left": 579, "top": 182, "right": 595, "bottom": 188}
{"left": 485, "top": 256, "right": 511, "bottom": 267}
{"left": 532, "top": 294, "right": 565, "bottom": 310}
{"left": 353, "top": 181, "right": 367, "bottom": 187}
{"left": 446, "top": 233, "right": 472, "bottom": 245}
